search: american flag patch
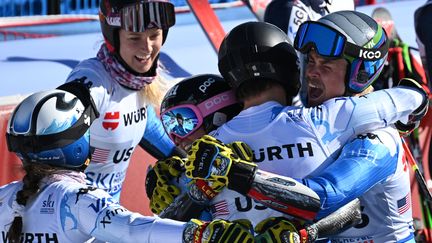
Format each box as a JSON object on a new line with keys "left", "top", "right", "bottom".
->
{"left": 92, "top": 147, "right": 110, "bottom": 163}
{"left": 397, "top": 193, "right": 411, "bottom": 214}
{"left": 211, "top": 200, "right": 230, "bottom": 218}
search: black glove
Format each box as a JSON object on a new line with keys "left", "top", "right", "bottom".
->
{"left": 395, "top": 78, "right": 429, "bottom": 136}
{"left": 183, "top": 218, "right": 254, "bottom": 243}
{"left": 145, "top": 156, "right": 185, "bottom": 214}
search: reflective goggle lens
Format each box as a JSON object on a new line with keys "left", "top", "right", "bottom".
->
{"left": 161, "top": 107, "right": 201, "bottom": 139}
{"left": 120, "top": 1, "right": 175, "bottom": 32}
{"left": 294, "top": 21, "right": 346, "bottom": 58}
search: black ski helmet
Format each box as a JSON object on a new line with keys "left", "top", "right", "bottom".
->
{"left": 294, "top": 11, "right": 389, "bottom": 94}
{"left": 161, "top": 74, "right": 241, "bottom": 134}
{"left": 99, "top": 0, "right": 175, "bottom": 75}
{"left": 218, "top": 21, "right": 300, "bottom": 97}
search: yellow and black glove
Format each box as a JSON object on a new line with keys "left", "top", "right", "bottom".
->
{"left": 255, "top": 217, "right": 301, "bottom": 243}
{"left": 395, "top": 78, "right": 429, "bottom": 136}
{"left": 185, "top": 135, "right": 257, "bottom": 195}
{"left": 183, "top": 218, "right": 254, "bottom": 243}
{"left": 145, "top": 156, "right": 185, "bottom": 214}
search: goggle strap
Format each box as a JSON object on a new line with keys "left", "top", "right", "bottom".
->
{"left": 120, "top": 1, "right": 175, "bottom": 31}
{"left": 6, "top": 107, "right": 92, "bottom": 154}
{"left": 344, "top": 41, "right": 389, "bottom": 61}
{"left": 197, "top": 90, "right": 237, "bottom": 118}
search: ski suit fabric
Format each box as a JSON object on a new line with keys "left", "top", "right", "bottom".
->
{"left": 0, "top": 180, "right": 185, "bottom": 243}
{"left": 209, "top": 87, "right": 422, "bottom": 242}
{"left": 264, "top": 0, "right": 323, "bottom": 44}
{"left": 66, "top": 58, "right": 176, "bottom": 201}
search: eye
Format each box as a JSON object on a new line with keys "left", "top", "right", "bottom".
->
{"left": 323, "top": 64, "right": 332, "bottom": 72}
{"left": 149, "top": 31, "right": 162, "bottom": 40}
{"left": 128, "top": 36, "right": 140, "bottom": 41}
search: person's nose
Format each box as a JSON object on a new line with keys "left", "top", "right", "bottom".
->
{"left": 140, "top": 38, "right": 152, "bottom": 53}
{"left": 306, "top": 64, "right": 319, "bottom": 79}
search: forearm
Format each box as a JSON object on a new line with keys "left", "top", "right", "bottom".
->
{"left": 73, "top": 188, "right": 186, "bottom": 242}
{"left": 91, "top": 205, "right": 186, "bottom": 243}
{"left": 141, "top": 106, "right": 177, "bottom": 159}
{"left": 348, "top": 87, "right": 425, "bottom": 133}
{"left": 301, "top": 136, "right": 397, "bottom": 218}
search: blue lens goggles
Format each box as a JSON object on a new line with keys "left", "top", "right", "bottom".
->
{"left": 161, "top": 106, "right": 201, "bottom": 140}
{"left": 294, "top": 21, "right": 388, "bottom": 61}
{"left": 294, "top": 21, "right": 347, "bottom": 58}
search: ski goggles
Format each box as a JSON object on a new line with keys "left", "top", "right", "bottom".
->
{"left": 161, "top": 90, "right": 237, "bottom": 140}
{"left": 294, "top": 21, "right": 388, "bottom": 61}
{"left": 105, "top": 1, "right": 175, "bottom": 32}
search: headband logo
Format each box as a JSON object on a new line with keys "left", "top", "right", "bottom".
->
{"left": 204, "top": 94, "right": 230, "bottom": 110}
{"left": 106, "top": 16, "right": 120, "bottom": 27}
{"left": 359, "top": 49, "right": 381, "bottom": 60}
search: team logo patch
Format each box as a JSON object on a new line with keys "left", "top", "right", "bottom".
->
{"left": 102, "top": 111, "right": 120, "bottom": 131}
{"left": 40, "top": 193, "right": 55, "bottom": 214}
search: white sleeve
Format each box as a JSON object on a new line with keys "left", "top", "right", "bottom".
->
{"left": 69, "top": 188, "right": 186, "bottom": 243}
{"left": 314, "top": 86, "right": 424, "bottom": 136}
{"left": 65, "top": 59, "right": 110, "bottom": 114}
{"left": 346, "top": 86, "right": 424, "bottom": 134}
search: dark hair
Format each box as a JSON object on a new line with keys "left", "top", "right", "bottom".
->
{"left": 7, "top": 163, "right": 57, "bottom": 243}
{"left": 236, "top": 79, "right": 290, "bottom": 104}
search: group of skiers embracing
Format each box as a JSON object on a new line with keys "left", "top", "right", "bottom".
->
{"left": 1, "top": 0, "right": 431, "bottom": 242}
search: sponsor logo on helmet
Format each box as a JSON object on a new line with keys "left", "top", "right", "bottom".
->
{"left": 365, "top": 39, "right": 376, "bottom": 49}
{"left": 359, "top": 49, "right": 382, "bottom": 60}
{"left": 199, "top": 78, "right": 216, "bottom": 93}
{"left": 166, "top": 84, "right": 179, "bottom": 98}
{"left": 204, "top": 94, "right": 230, "bottom": 110}
{"left": 84, "top": 114, "right": 91, "bottom": 126}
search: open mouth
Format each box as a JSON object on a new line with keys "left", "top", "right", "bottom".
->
{"left": 135, "top": 54, "right": 151, "bottom": 63}
{"left": 308, "top": 81, "right": 323, "bottom": 99}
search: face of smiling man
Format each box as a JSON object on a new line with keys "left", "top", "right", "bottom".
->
{"left": 118, "top": 28, "right": 163, "bottom": 74}
{"left": 304, "top": 50, "right": 348, "bottom": 107}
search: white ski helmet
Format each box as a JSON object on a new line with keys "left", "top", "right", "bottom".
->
{"left": 6, "top": 84, "right": 99, "bottom": 170}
